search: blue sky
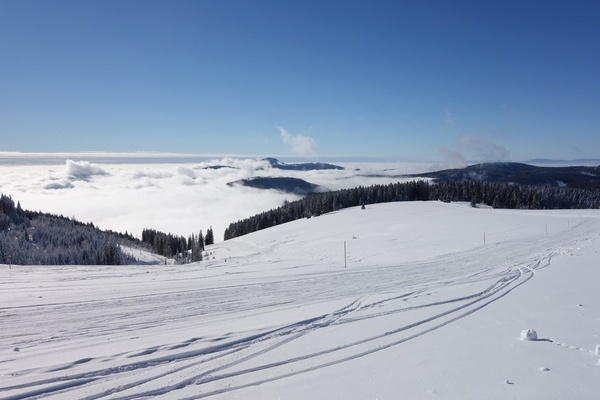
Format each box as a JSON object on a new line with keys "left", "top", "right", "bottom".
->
{"left": 1, "top": 0, "right": 599, "bottom": 162}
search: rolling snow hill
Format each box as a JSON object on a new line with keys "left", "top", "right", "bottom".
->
{"left": 1, "top": 201, "right": 599, "bottom": 399}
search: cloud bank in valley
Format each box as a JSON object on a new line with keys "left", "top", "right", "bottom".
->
{"left": 0, "top": 157, "right": 433, "bottom": 241}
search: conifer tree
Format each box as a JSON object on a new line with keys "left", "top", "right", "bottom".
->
{"left": 198, "top": 230, "right": 205, "bottom": 251}
{"left": 205, "top": 227, "right": 214, "bottom": 246}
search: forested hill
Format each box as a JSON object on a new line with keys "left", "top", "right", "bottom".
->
{"left": 227, "top": 177, "right": 323, "bottom": 194}
{"left": 0, "top": 194, "right": 141, "bottom": 265}
{"left": 263, "top": 157, "right": 344, "bottom": 171}
{"left": 413, "top": 162, "right": 600, "bottom": 189}
{"left": 224, "top": 180, "right": 600, "bottom": 240}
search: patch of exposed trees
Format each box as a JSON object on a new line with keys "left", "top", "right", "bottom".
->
{"left": 224, "top": 180, "right": 600, "bottom": 240}
{"left": 141, "top": 226, "right": 214, "bottom": 263}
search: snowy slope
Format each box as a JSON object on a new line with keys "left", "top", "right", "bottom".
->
{"left": 1, "top": 202, "right": 599, "bottom": 399}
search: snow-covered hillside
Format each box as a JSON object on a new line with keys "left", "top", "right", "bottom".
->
{"left": 1, "top": 202, "right": 599, "bottom": 399}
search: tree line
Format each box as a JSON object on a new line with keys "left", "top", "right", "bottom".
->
{"left": 0, "top": 194, "right": 137, "bottom": 265}
{"left": 0, "top": 193, "right": 218, "bottom": 266}
{"left": 224, "top": 180, "right": 600, "bottom": 240}
{"left": 1, "top": 192, "right": 219, "bottom": 266}
{"left": 141, "top": 226, "right": 214, "bottom": 263}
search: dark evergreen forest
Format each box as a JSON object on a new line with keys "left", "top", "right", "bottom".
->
{"left": 0, "top": 192, "right": 215, "bottom": 266}
{"left": 224, "top": 180, "right": 600, "bottom": 240}
{"left": 0, "top": 194, "right": 138, "bottom": 265}
{"left": 140, "top": 227, "right": 213, "bottom": 263}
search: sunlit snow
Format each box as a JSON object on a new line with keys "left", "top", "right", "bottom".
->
{"left": 2, "top": 202, "right": 599, "bottom": 399}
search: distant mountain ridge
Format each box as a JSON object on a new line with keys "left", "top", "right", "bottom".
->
{"left": 263, "top": 157, "right": 344, "bottom": 171}
{"left": 526, "top": 158, "right": 600, "bottom": 166}
{"left": 415, "top": 162, "right": 600, "bottom": 189}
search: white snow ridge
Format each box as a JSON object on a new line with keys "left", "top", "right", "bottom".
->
{"left": 1, "top": 202, "right": 600, "bottom": 399}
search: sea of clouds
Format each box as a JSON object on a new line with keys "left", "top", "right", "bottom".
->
{"left": 0, "top": 155, "right": 436, "bottom": 241}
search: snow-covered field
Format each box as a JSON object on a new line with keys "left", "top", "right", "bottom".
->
{"left": 1, "top": 201, "right": 599, "bottom": 399}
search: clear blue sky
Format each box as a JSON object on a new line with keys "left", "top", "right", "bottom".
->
{"left": 1, "top": 0, "right": 599, "bottom": 161}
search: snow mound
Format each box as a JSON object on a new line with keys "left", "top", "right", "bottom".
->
{"left": 520, "top": 329, "right": 538, "bottom": 341}
{"left": 595, "top": 344, "right": 600, "bottom": 356}
{"left": 120, "top": 245, "right": 172, "bottom": 265}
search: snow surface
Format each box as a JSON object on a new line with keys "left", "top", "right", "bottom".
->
{"left": 1, "top": 201, "right": 600, "bottom": 399}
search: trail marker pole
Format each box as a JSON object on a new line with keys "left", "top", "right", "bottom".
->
{"left": 344, "top": 241, "right": 347, "bottom": 268}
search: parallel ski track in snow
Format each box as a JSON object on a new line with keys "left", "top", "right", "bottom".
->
{"left": 0, "top": 218, "right": 595, "bottom": 399}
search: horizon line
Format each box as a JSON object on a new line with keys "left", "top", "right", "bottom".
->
{"left": 0, "top": 151, "right": 597, "bottom": 167}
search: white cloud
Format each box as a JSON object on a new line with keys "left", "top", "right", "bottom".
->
{"left": 177, "top": 167, "right": 198, "bottom": 179}
{"left": 43, "top": 179, "right": 75, "bottom": 190}
{"left": 445, "top": 110, "right": 455, "bottom": 125}
{"left": 132, "top": 171, "right": 173, "bottom": 180}
{"left": 436, "top": 146, "right": 468, "bottom": 169}
{"left": 436, "top": 134, "right": 510, "bottom": 168}
{"left": 459, "top": 135, "right": 510, "bottom": 162}
{"left": 66, "top": 160, "right": 109, "bottom": 180}
{"left": 279, "top": 127, "right": 317, "bottom": 156}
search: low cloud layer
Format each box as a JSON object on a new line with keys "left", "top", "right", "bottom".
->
{"left": 279, "top": 127, "right": 317, "bottom": 156}
{"left": 0, "top": 157, "right": 434, "bottom": 241}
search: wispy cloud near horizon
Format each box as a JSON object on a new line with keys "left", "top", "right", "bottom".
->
{"left": 279, "top": 127, "right": 317, "bottom": 156}
{"left": 437, "top": 134, "right": 510, "bottom": 169}
{"left": 459, "top": 134, "right": 510, "bottom": 163}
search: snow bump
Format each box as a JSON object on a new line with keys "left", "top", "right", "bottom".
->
{"left": 520, "top": 329, "right": 538, "bottom": 341}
